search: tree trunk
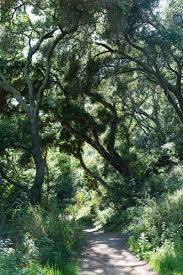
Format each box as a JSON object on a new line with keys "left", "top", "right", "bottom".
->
{"left": 94, "top": 141, "right": 131, "bottom": 177}
{"left": 30, "top": 116, "right": 45, "bottom": 205}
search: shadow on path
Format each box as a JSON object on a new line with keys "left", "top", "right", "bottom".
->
{"left": 80, "top": 228, "right": 157, "bottom": 275}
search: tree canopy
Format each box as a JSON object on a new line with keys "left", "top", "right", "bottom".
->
{"left": 0, "top": 0, "right": 182, "bottom": 203}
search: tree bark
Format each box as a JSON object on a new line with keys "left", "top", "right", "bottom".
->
{"left": 30, "top": 116, "right": 45, "bottom": 204}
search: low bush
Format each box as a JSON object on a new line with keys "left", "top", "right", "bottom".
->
{"left": 0, "top": 204, "right": 81, "bottom": 274}
{"left": 149, "top": 241, "right": 183, "bottom": 275}
{"left": 128, "top": 188, "right": 183, "bottom": 274}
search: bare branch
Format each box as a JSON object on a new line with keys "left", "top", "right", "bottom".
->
{"left": 96, "top": 42, "right": 116, "bottom": 53}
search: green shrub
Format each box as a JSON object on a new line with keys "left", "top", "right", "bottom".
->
{"left": 94, "top": 205, "right": 115, "bottom": 228}
{"left": 0, "top": 204, "right": 81, "bottom": 275}
{"left": 0, "top": 254, "right": 79, "bottom": 275}
{"left": 103, "top": 211, "right": 128, "bottom": 231}
{"left": 128, "top": 188, "right": 183, "bottom": 274}
{"left": 149, "top": 241, "right": 183, "bottom": 275}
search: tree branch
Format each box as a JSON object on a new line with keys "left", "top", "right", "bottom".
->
{"left": 24, "top": 29, "right": 57, "bottom": 109}
{"left": 75, "top": 149, "right": 113, "bottom": 192}
{"left": 0, "top": 71, "right": 29, "bottom": 114}
{"left": 35, "top": 31, "right": 68, "bottom": 114}
{"left": 0, "top": 166, "right": 28, "bottom": 192}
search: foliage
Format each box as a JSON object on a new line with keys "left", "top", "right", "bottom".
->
{"left": 128, "top": 187, "right": 183, "bottom": 274}
{"left": 0, "top": 204, "right": 81, "bottom": 274}
{"left": 0, "top": 0, "right": 183, "bottom": 274}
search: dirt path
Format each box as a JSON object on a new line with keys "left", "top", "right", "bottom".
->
{"left": 80, "top": 228, "right": 157, "bottom": 275}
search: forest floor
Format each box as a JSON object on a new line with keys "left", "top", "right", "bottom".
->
{"left": 80, "top": 228, "right": 157, "bottom": 275}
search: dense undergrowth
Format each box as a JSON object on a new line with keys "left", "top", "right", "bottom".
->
{"left": 125, "top": 164, "right": 183, "bottom": 275}
{"left": 0, "top": 203, "right": 81, "bottom": 275}
{"left": 128, "top": 188, "right": 183, "bottom": 275}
